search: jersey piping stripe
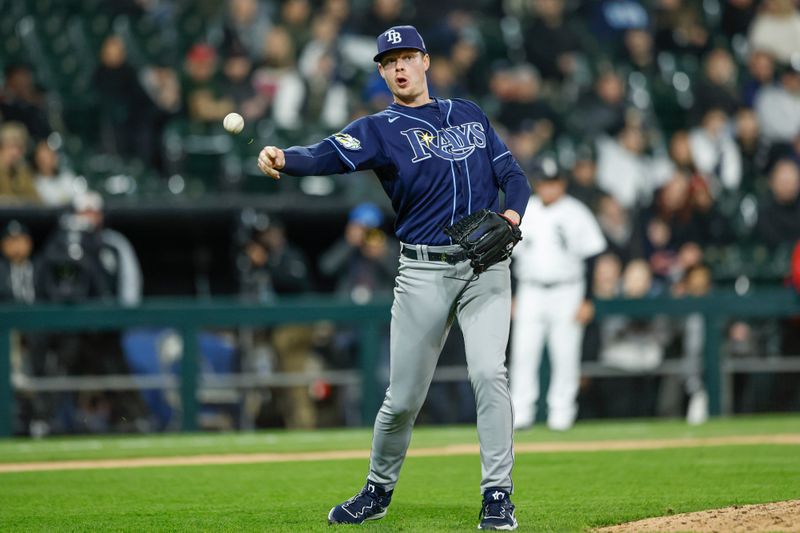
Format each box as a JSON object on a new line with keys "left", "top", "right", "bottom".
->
{"left": 446, "top": 99, "right": 472, "bottom": 214}
{"left": 449, "top": 160, "right": 457, "bottom": 231}
{"left": 386, "top": 106, "right": 458, "bottom": 240}
{"left": 324, "top": 137, "right": 357, "bottom": 171}
{"left": 493, "top": 150, "right": 511, "bottom": 162}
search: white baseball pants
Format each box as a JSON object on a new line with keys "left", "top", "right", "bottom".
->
{"left": 509, "top": 281, "right": 585, "bottom": 430}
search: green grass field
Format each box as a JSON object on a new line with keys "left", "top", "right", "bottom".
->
{"left": 1, "top": 415, "right": 799, "bottom": 532}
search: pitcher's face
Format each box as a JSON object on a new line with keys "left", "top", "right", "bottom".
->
{"left": 378, "top": 50, "right": 430, "bottom": 105}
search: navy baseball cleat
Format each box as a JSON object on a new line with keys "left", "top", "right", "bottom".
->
{"left": 477, "top": 488, "right": 518, "bottom": 530}
{"left": 328, "top": 480, "right": 392, "bottom": 525}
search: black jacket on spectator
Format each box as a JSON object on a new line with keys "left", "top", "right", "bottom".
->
{"left": 523, "top": 18, "right": 583, "bottom": 82}
{"left": 755, "top": 195, "right": 800, "bottom": 248}
{"left": 691, "top": 79, "right": 740, "bottom": 126}
{"left": 36, "top": 229, "right": 112, "bottom": 303}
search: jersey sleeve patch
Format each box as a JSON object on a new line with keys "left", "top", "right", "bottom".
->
{"left": 333, "top": 132, "right": 362, "bottom": 151}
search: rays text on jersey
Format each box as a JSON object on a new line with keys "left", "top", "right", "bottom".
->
{"left": 400, "top": 122, "right": 487, "bottom": 163}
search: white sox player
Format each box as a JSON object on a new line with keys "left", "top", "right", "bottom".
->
{"left": 510, "top": 157, "right": 606, "bottom": 431}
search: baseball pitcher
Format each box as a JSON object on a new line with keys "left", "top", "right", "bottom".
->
{"left": 258, "top": 25, "right": 530, "bottom": 530}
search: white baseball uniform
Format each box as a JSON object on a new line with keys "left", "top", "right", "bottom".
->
{"left": 510, "top": 193, "right": 606, "bottom": 430}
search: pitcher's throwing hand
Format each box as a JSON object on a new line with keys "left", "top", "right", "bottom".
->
{"left": 258, "top": 146, "right": 285, "bottom": 179}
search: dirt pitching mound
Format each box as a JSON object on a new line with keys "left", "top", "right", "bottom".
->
{"left": 597, "top": 500, "right": 800, "bottom": 532}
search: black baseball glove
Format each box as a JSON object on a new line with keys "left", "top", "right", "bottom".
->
{"left": 443, "top": 209, "right": 522, "bottom": 274}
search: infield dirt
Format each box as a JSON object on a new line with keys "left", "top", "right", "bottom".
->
{"left": 597, "top": 499, "right": 800, "bottom": 532}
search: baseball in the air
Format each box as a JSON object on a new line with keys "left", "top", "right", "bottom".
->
{"left": 223, "top": 112, "right": 244, "bottom": 134}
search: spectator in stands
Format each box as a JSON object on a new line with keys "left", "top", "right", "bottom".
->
{"left": 32, "top": 141, "right": 82, "bottom": 207}
{"left": 692, "top": 49, "right": 741, "bottom": 124}
{"left": 621, "top": 28, "right": 657, "bottom": 78}
{"left": 790, "top": 239, "right": 800, "bottom": 293}
{"left": 182, "top": 43, "right": 236, "bottom": 130}
{"left": 668, "top": 129, "right": 700, "bottom": 175}
{"left": 0, "top": 122, "right": 40, "bottom": 205}
{"left": 450, "top": 37, "right": 488, "bottom": 99}
{"left": 595, "top": 123, "right": 655, "bottom": 209}
{"left": 755, "top": 159, "right": 800, "bottom": 248}
{"left": 663, "top": 262, "right": 712, "bottom": 425}
{"left": 596, "top": 195, "right": 635, "bottom": 263}
{"left": 253, "top": 27, "right": 305, "bottom": 130}
{"left": 588, "top": 0, "right": 649, "bottom": 54}
{"left": 741, "top": 50, "right": 776, "bottom": 109}
{"left": 494, "top": 65, "right": 558, "bottom": 139}
{"left": 0, "top": 64, "right": 51, "bottom": 141}
{"left": 221, "top": 0, "right": 274, "bottom": 61}
{"left": 567, "top": 69, "right": 628, "bottom": 140}
{"left": 522, "top": 0, "right": 584, "bottom": 83}
{"left": 415, "top": 3, "right": 486, "bottom": 54}
{"left": 428, "top": 56, "right": 466, "bottom": 99}
{"left": 688, "top": 108, "right": 742, "bottom": 196}
{"left": 239, "top": 216, "right": 312, "bottom": 300}
{"left": 652, "top": 0, "right": 710, "bottom": 58}
{"left": 592, "top": 252, "right": 623, "bottom": 299}
{"left": 599, "top": 259, "right": 672, "bottom": 415}
{"left": 297, "top": 16, "right": 351, "bottom": 130}
{"left": 323, "top": 0, "right": 351, "bottom": 28}
{"left": 237, "top": 214, "right": 317, "bottom": 428}
{"left": 721, "top": 0, "right": 758, "bottom": 42}
{"left": 0, "top": 220, "right": 37, "bottom": 304}
{"left": 748, "top": 0, "right": 800, "bottom": 65}
{"left": 318, "top": 203, "right": 398, "bottom": 424}
{"left": 734, "top": 108, "right": 767, "bottom": 194}
{"left": 298, "top": 14, "right": 341, "bottom": 76}
{"left": 222, "top": 46, "right": 268, "bottom": 123}
{"left": 754, "top": 57, "right": 800, "bottom": 152}
{"left": 568, "top": 145, "right": 605, "bottom": 213}
{"left": 353, "top": 0, "right": 404, "bottom": 37}
{"left": 92, "top": 35, "right": 152, "bottom": 162}
{"left": 139, "top": 61, "right": 182, "bottom": 175}
{"left": 506, "top": 126, "right": 546, "bottom": 176}
{"left": 280, "top": 0, "right": 313, "bottom": 54}
{"left": 577, "top": 251, "right": 622, "bottom": 419}
{"left": 319, "top": 202, "right": 398, "bottom": 302}
{"left": 638, "top": 170, "right": 723, "bottom": 283}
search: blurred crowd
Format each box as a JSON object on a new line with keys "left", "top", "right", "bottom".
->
{"left": 2, "top": 0, "right": 800, "bottom": 434}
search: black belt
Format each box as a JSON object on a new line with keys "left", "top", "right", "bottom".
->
{"left": 401, "top": 247, "right": 467, "bottom": 264}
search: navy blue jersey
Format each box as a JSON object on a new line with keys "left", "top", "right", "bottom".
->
{"left": 282, "top": 97, "right": 531, "bottom": 245}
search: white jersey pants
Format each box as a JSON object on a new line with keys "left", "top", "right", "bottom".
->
{"left": 510, "top": 281, "right": 585, "bottom": 429}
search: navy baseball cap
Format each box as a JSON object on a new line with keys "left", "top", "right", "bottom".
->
{"left": 530, "top": 156, "right": 563, "bottom": 181}
{"left": 374, "top": 25, "right": 427, "bottom": 63}
{"left": 1, "top": 219, "right": 29, "bottom": 239}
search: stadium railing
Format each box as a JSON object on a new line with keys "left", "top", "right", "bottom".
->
{"left": 1, "top": 288, "right": 799, "bottom": 438}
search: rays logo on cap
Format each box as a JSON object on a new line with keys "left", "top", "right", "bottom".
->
{"left": 385, "top": 29, "right": 402, "bottom": 44}
{"left": 374, "top": 25, "right": 427, "bottom": 62}
{"left": 333, "top": 132, "right": 362, "bottom": 151}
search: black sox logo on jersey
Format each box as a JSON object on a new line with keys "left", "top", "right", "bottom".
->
{"left": 401, "top": 122, "right": 486, "bottom": 163}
